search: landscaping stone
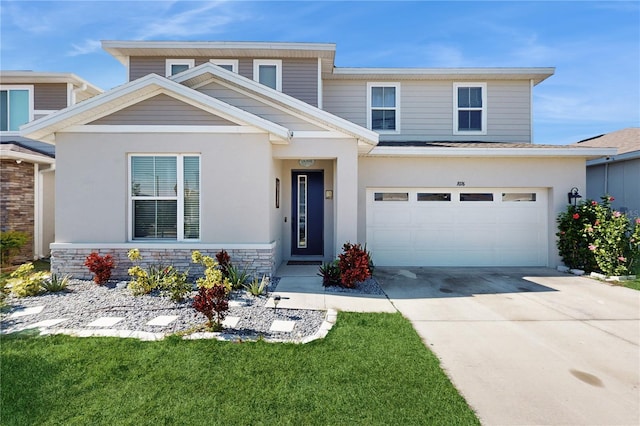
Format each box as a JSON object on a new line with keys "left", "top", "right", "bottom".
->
{"left": 570, "top": 269, "right": 585, "bottom": 276}
{"left": 557, "top": 265, "right": 570, "bottom": 273}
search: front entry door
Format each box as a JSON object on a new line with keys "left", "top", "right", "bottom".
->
{"left": 291, "top": 171, "right": 324, "bottom": 256}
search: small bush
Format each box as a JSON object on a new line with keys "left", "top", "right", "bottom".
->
{"left": 42, "top": 274, "right": 69, "bottom": 292}
{"left": 244, "top": 275, "right": 269, "bottom": 296}
{"left": 127, "top": 249, "right": 191, "bottom": 301}
{"left": 338, "top": 242, "right": 372, "bottom": 288}
{"left": 8, "top": 263, "right": 48, "bottom": 297}
{"left": 84, "top": 252, "right": 114, "bottom": 284}
{"left": 191, "top": 251, "right": 231, "bottom": 292}
{"left": 318, "top": 260, "right": 341, "bottom": 287}
{"left": 0, "top": 230, "right": 29, "bottom": 267}
{"left": 227, "top": 264, "right": 250, "bottom": 290}
{"left": 215, "top": 250, "right": 232, "bottom": 280}
{"left": 193, "top": 285, "right": 229, "bottom": 331}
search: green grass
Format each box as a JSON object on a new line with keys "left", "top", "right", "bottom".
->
{"left": 0, "top": 312, "right": 479, "bottom": 426}
{"left": 618, "top": 278, "right": 640, "bottom": 291}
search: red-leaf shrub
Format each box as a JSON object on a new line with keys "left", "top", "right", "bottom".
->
{"left": 193, "top": 285, "right": 229, "bottom": 331}
{"left": 215, "top": 249, "right": 232, "bottom": 279}
{"left": 338, "top": 242, "right": 371, "bottom": 288}
{"left": 84, "top": 252, "right": 115, "bottom": 284}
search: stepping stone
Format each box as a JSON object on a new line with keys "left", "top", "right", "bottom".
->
{"left": 270, "top": 320, "right": 296, "bottom": 332}
{"left": 29, "top": 318, "right": 68, "bottom": 328}
{"left": 146, "top": 315, "right": 179, "bottom": 326}
{"left": 9, "top": 306, "right": 45, "bottom": 318}
{"left": 87, "top": 317, "right": 124, "bottom": 327}
{"left": 228, "top": 301, "right": 245, "bottom": 308}
{"left": 222, "top": 316, "right": 240, "bottom": 328}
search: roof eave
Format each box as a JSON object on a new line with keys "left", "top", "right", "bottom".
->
{"left": 366, "top": 146, "right": 617, "bottom": 158}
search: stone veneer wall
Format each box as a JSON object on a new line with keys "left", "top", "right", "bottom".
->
{"left": 51, "top": 247, "right": 277, "bottom": 281}
{"left": 0, "top": 159, "right": 34, "bottom": 264}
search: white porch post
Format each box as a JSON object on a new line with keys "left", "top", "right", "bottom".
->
{"left": 334, "top": 149, "right": 359, "bottom": 256}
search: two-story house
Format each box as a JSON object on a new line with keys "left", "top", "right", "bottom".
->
{"left": 20, "top": 41, "right": 613, "bottom": 278}
{"left": 1, "top": 71, "right": 102, "bottom": 263}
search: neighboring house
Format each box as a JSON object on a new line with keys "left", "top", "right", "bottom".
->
{"left": 573, "top": 128, "right": 639, "bottom": 218}
{"left": 1, "top": 71, "right": 102, "bottom": 263}
{"left": 20, "top": 41, "right": 613, "bottom": 278}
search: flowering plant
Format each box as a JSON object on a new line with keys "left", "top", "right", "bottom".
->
{"left": 127, "top": 249, "right": 190, "bottom": 301}
{"left": 557, "top": 196, "right": 640, "bottom": 275}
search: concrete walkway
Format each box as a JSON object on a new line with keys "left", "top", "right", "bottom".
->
{"left": 375, "top": 267, "right": 640, "bottom": 426}
{"left": 270, "top": 264, "right": 395, "bottom": 313}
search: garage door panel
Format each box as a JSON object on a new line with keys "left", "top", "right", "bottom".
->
{"left": 367, "top": 187, "right": 548, "bottom": 267}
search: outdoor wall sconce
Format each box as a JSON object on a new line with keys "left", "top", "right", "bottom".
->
{"left": 567, "top": 187, "right": 582, "bottom": 206}
{"left": 325, "top": 190, "right": 333, "bottom": 200}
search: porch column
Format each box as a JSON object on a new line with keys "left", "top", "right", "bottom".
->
{"left": 334, "top": 149, "right": 358, "bottom": 256}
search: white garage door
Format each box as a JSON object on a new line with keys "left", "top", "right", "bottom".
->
{"left": 366, "top": 188, "right": 548, "bottom": 267}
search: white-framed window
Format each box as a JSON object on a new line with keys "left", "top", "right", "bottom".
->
{"left": 367, "top": 82, "right": 400, "bottom": 133}
{"left": 165, "top": 59, "right": 195, "bottom": 77}
{"left": 0, "top": 85, "right": 34, "bottom": 133}
{"left": 453, "top": 82, "right": 487, "bottom": 135}
{"left": 209, "top": 59, "right": 239, "bottom": 73}
{"left": 253, "top": 59, "right": 282, "bottom": 91}
{"left": 129, "top": 154, "right": 200, "bottom": 241}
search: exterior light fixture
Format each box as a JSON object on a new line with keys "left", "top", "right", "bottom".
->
{"left": 567, "top": 187, "right": 582, "bottom": 206}
{"left": 273, "top": 294, "right": 281, "bottom": 314}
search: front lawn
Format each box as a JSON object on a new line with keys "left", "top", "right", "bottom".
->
{"left": 1, "top": 312, "right": 479, "bottom": 425}
{"left": 618, "top": 278, "right": 640, "bottom": 291}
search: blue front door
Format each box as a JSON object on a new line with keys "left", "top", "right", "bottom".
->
{"left": 291, "top": 171, "right": 324, "bottom": 256}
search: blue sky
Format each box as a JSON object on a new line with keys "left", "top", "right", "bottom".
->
{"left": 1, "top": 0, "right": 638, "bottom": 145}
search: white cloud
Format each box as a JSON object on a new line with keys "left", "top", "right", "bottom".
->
{"left": 67, "top": 39, "right": 102, "bottom": 57}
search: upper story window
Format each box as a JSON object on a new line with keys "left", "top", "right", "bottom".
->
{"left": 253, "top": 59, "right": 282, "bottom": 91}
{"left": 165, "top": 59, "right": 195, "bottom": 77}
{"left": 130, "top": 154, "right": 200, "bottom": 241}
{"left": 0, "top": 86, "right": 33, "bottom": 133}
{"left": 454, "top": 82, "right": 487, "bottom": 135}
{"left": 367, "top": 82, "right": 400, "bottom": 132}
{"left": 210, "top": 59, "right": 238, "bottom": 73}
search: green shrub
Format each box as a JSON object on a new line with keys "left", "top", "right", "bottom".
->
{"left": 227, "top": 264, "right": 250, "bottom": 290}
{"left": 557, "top": 196, "right": 640, "bottom": 275}
{"left": 42, "top": 274, "right": 69, "bottom": 293}
{"left": 127, "top": 249, "right": 191, "bottom": 301}
{"left": 244, "top": 275, "right": 269, "bottom": 296}
{"left": 7, "top": 263, "right": 48, "bottom": 297}
{"left": 318, "top": 260, "right": 341, "bottom": 287}
{"left": 191, "top": 251, "right": 231, "bottom": 292}
{"left": 0, "top": 230, "right": 29, "bottom": 267}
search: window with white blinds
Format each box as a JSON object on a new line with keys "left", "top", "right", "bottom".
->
{"left": 130, "top": 154, "right": 200, "bottom": 240}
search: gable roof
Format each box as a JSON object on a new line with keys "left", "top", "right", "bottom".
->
{"left": 0, "top": 136, "right": 55, "bottom": 164}
{"left": 0, "top": 71, "right": 103, "bottom": 101}
{"left": 172, "top": 62, "right": 379, "bottom": 147}
{"left": 20, "top": 73, "right": 293, "bottom": 143}
{"left": 573, "top": 128, "right": 639, "bottom": 155}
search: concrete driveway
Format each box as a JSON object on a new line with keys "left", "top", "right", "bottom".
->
{"left": 375, "top": 267, "right": 640, "bottom": 426}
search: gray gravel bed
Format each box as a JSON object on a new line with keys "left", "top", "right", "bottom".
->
{"left": 1, "top": 277, "right": 326, "bottom": 342}
{"left": 323, "top": 277, "right": 386, "bottom": 295}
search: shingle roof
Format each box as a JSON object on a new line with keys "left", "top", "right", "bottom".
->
{"left": 0, "top": 136, "right": 55, "bottom": 157}
{"left": 573, "top": 128, "right": 639, "bottom": 155}
{"left": 377, "top": 141, "right": 586, "bottom": 149}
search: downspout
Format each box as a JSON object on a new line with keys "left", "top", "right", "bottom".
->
{"left": 33, "top": 163, "right": 40, "bottom": 260}
{"left": 530, "top": 79, "right": 534, "bottom": 142}
{"left": 37, "top": 165, "right": 55, "bottom": 259}
{"left": 604, "top": 162, "right": 609, "bottom": 195}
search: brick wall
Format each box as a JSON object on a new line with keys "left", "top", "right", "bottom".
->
{"left": 0, "top": 159, "right": 34, "bottom": 264}
{"left": 51, "top": 247, "right": 277, "bottom": 281}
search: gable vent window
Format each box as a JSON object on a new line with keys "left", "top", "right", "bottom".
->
{"left": 367, "top": 83, "right": 400, "bottom": 133}
{"left": 209, "top": 59, "right": 239, "bottom": 73}
{"left": 454, "top": 83, "right": 487, "bottom": 135}
{"left": 253, "top": 60, "right": 282, "bottom": 91}
{"left": 0, "top": 86, "right": 33, "bottom": 132}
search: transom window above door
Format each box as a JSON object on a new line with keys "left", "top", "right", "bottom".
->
{"left": 367, "top": 82, "right": 400, "bottom": 133}
{"left": 453, "top": 82, "right": 487, "bottom": 135}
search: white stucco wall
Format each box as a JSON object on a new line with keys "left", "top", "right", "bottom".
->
{"left": 358, "top": 156, "right": 587, "bottom": 267}
{"left": 54, "top": 131, "right": 273, "bottom": 244}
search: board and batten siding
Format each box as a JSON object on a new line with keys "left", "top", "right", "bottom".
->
{"left": 198, "top": 81, "right": 324, "bottom": 131}
{"left": 323, "top": 79, "right": 532, "bottom": 143}
{"left": 128, "top": 57, "right": 318, "bottom": 106}
{"left": 34, "top": 83, "right": 68, "bottom": 110}
{"left": 89, "top": 93, "right": 237, "bottom": 126}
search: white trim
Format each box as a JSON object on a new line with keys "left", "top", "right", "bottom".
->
{"left": 33, "top": 163, "right": 40, "bottom": 260}
{"left": 368, "top": 146, "right": 618, "bottom": 158}
{"left": 366, "top": 82, "right": 401, "bottom": 134}
{"left": 292, "top": 130, "right": 349, "bottom": 139}
{"left": 0, "top": 72, "right": 102, "bottom": 95}
{"left": 34, "top": 109, "right": 57, "bottom": 116}
{"left": 51, "top": 241, "right": 277, "bottom": 250}
{"left": 317, "top": 57, "right": 323, "bottom": 109}
{"left": 0, "top": 84, "right": 34, "bottom": 133}
{"left": 587, "top": 150, "right": 640, "bottom": 166}
{"left": 172, "top": 63, "right": 378, "bottom": 145}
{"left": 67, "top": 82, "right": 73, "bottom": 107}
{"left": 0, "top": 147, "right": 55, "bottom": 164}
{"left": 65, "top": 125, "right": 262, "bottom": 134}
{"left": 530, "top": 79, "right": 534, "bottom": 142}
{"left": 209, "top": 59, "right": 239, "bottom": 73}
{"left": 165, "top": 59, "right": 195, "bottom": 77}
{"left": 253, "top": 59, "right": 282, "bottom": 91}
{"left": 453, "top": 82, "right": 487, "bottom": 136}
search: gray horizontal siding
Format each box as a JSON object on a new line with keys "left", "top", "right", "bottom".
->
{"left": 128, "top": 57, "right": 318, "bottom": 105}
{"left": 90, "top": 94, "right": 237, "bottom": 126}
{"left": 199, "top": 82, "right": 324, "bottom": 131}
{"left": 323, "top": 79, "right": 532, "bottom": 143}
{"left": 34, "top": 83, "right": 67, "bottom": 110}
